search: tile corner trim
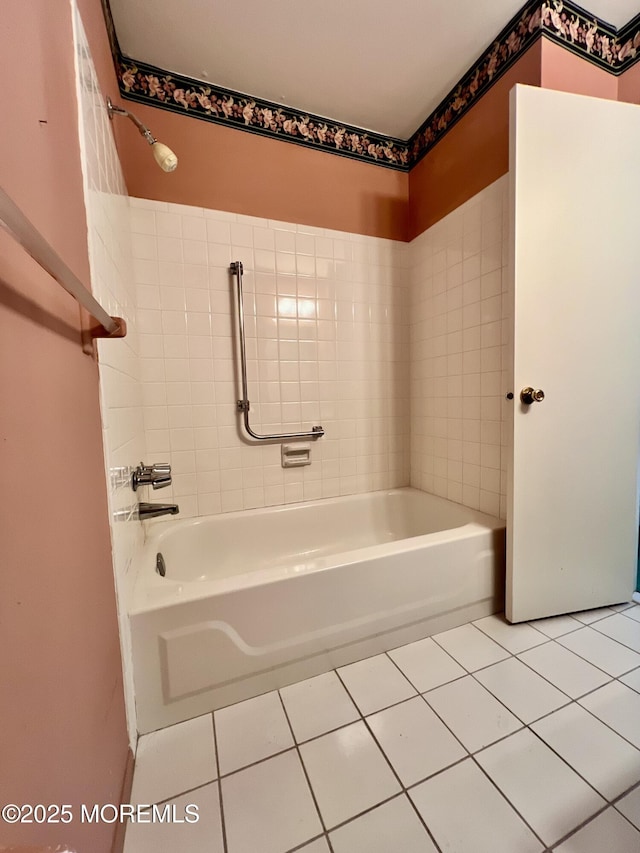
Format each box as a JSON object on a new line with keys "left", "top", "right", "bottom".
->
{"left": 104, "top": 0, "right": 640, "bottom": 171}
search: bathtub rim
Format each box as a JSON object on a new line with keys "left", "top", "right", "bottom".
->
{"left": 130, "top": 488, "right": 504, "bottom": 615}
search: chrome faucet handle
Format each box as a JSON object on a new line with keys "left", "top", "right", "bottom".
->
{"left": 150, "top": 473, "right": 172, "bottom": 490}
{"left": 149, "top": 463, "right": 171, "bottom": 474}
{"left": 132, "top": 462, "right": 173, "bottom": 491}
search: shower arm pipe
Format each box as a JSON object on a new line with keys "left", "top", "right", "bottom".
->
{"left": 230, "top": 260, "right": 324, "bottom": 442}
{"left": 0, "top": 184, "right": 126, "bottom": 340}
{"left": 107, "top": 97, "right": 156, "bottom": 144}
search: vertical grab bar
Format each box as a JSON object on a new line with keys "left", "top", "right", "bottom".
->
{"left": 230, "top": 260, "right": 324, "bottom": 442}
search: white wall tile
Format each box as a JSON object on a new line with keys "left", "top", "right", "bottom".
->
{"left": 409, "top": 177, "right": 509, "bottom": 518}
{"left": 72, "top": 3, "right": 143, "bottom": 743}
{"left": 134, "top": 201, "right": 410, "bottom": 518}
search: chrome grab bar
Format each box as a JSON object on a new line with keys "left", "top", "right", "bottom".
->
{"left": 230, "top": 260, "right": 324, "bottom": 442}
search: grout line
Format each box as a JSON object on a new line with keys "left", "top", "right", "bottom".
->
{"left": 555, "top": 623, "right": 640, "bottom": 668}
{"left": 575, "top": 692, "right": 640, "bottom": 754}
{"left": 380, "top": 626, "right": 547, "bottom": 847}
{"left": 470, "top": 617, "right": 550, "bottom": 654}
{"left": 468, "top": 752, "right": 549, "bottom": 849}
{"left": 276, "top": 690, "right": 335, "bottom": 853}
{"left": 314, "top": 792, "right": 407, "bottom": 842}
{"left": 333, "top": 667, "right": 444, "bottom": 853}
{"left": 211, "top": 711, "right": 229, "bottom": 853}
{"left": 284, "top": 832, "right": 331, "bottom": 852}
{"left": 214, "top": 744, "right": 300, "bottom": 782}
{"left": 428, "top": 623, "right": 518, "bottom": 669}
{"left": 153, "top": 778, "right": 220, "bottom": 808}
{"left": 481, "top": 642, "right": 640, "bottom": 752}
{"left": 610, "top": 776, "right": 640, "bottom": 806}
{"left": 541, "top": 800, "right": 612, "bottom": 850}
{"left": 387, "top": 625, "right": 640, "bottom": 844}
{"left": 512, "top": 647, "right": 611, "bottom": 704}
{"left": 524, "top": 724, "right": 618, "bottom": 807}
{"left": 554, "top": 786, "right": 640, "bottom": 849}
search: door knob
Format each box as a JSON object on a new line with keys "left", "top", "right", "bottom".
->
{"left": 520, "top": 387, "right": 545, "bottom": 405}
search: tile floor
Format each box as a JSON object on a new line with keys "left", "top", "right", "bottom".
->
{"left": 124, "top": 603, "right": 640, "bottom": 853}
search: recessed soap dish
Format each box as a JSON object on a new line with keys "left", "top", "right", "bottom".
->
{"left": 281, "top": 443, "right": 312, "bottom": 468}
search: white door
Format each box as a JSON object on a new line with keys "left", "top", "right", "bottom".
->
{"left": 506, "top": 85, "right": 640, "bottom": 623}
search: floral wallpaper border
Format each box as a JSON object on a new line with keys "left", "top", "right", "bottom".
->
{"left": 116, "top": 57, "right": 410, "bottom": 170}
{"left": 106, "top": 0, "right": 640, "bottom": 172}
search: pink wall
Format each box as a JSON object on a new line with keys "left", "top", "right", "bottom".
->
{"left": 618, "top": 61, "right": 640, "bottom": 104}
{"left": 117, "top": 101, "right": 409, "bottom": 240}
{"left": 99, "top": 30, "right": 639, "bottom": 243}
{"left": 540, "top": 38, "right": 618, "bottom": 100}
{"left": 409, "top": 42, "right": 542, "bottom": 239}
{"left": 0, "top": 2, "right": 129, "bottom": 851}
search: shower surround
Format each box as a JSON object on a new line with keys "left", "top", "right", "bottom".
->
{"left": 410, "top": 177, "right": 509, "bottom": 520}
{"left": 127, "top": 176, "right": 508, "bottom": 524}
{"left": 130, "top": 203, "right": 411, "bottom": 517}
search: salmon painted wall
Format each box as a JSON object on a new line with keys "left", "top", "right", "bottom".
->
{"left": 540, "top": 38, "right": 618, "bottom": 100}
{"left": 100, "top": 26, "right": 638, "bottom": 245}
{"left": 75, "top": 3, "right": 408, "bottom": 241}
{"left": 116, "top": 102, "right": 409, "bottom": 240}
{"left": 407, "top": 37, "right": 637, "bottom": 240}
{"left": 408, "top": 41, "right": 543, "bottom": 240}
{"left": 618, "top": 61, "right": 640, "bottom": 105}
{"left": 0, "top": 1, "right": 129, "bottom": 851}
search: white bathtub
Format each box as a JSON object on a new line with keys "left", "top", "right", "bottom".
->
{"left": 130, "top": 488, "right": 505, "bottom": 733}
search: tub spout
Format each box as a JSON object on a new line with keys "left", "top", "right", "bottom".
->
{"left": 138, "top": 502, "right": 179, "bottom": 520}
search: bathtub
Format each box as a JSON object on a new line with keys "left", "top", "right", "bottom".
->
{"left": 130, "top": 487, "right": 505, "bottom": 733}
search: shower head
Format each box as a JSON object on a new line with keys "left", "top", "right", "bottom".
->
{"left": 106, "top": 97, "right": 178, "bottom": 172}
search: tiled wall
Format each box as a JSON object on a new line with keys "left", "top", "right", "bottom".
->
{"left": 409, "top": 177, "right": 509, "bottom": 519}
{"left": 130, "top": 201, "right": 411, "bottom": 517}
{"left": 73, "top": 4, "right": 142, "bottom": 741}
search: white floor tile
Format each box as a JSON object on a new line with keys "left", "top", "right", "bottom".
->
{"left": 615, "top": 785, "right": 640, "bottom": 830}
{"left": 280, "top": 671, "right": 359, "bottom": 743}
{"left": 432, "top": 623, "right": 510, "bottom": 671}
{"left": 531, "top": 704, "right": 640, "bottom": 800}
{"left": 130, "top": 715, "right": 217, "bottom": 806}
{"left": 475, "top": 657, "right": 569, "bottom": 724}
{"left": 215, "top": 691, "right": 293, "bottom": 774}
{"left": 579, "top": 682, "right": 640, "bottom": 748}
{"left": 410, "top": 758, "right": 543, "bottom": 853}
{"left": 424, "top": 676, "right": 521, "bottom": 752}
{"left": 388, "top": 636, "right": 465, "bottom": 692}
{"left": 517, "top": 642, "right": 611, "bottom": 699}
{"left": 367, "top": 696, "right": 466, "bottom": 786}
{"left": 473, "top": 613, "right": 547, "bottom": 654}
{"left": 610, "top": 603, "right": 635, "bottom": 612}
{"left": 622, "top": 605, "right": 640, "bottom": 623}
{"left": 330, "top": 795, "right": 438, "bottom": 853}
{"left": 299, "top": 721, "right": 401, "bottom": 828}
{"left": 558, "top": 627, "right": 640, "bottom": 676}
{"left": 337, "top": 654, "right": 416, "bottom": 716}
{"left": 620, "top": 668, "right": 640, "bottom": 693}
{"left": 222, "top": 750, "right": 322, "bottom": 853}
{"left": 123, "top": 783, "right": 223, "bottom": 853}
{"left": 529, "top": 615, "right": 581, "bottom": 639}
{"left": 553, "top": 807, "right": 640, "bottom": 852}
{"left": 476, "top": 729, "right": 605, "bottom": 846}
{"left": 571, "top": 607, "right": 616, "bottom": 625}
{"left": 298, "top": 839, "right": 331, "bottom": 852}
{"left": 592, "top": 614, "right": 640, "bottom": 652}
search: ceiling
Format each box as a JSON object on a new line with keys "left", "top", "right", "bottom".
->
{"left": 110, "top": 0, "right": 640, "bottom": 139}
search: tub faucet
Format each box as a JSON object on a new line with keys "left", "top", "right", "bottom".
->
{"left": 137, "top": 502, "right": 180, "bottom": 520}
{"left": 132, "top": 462, "right": 172, "bottom": 491}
